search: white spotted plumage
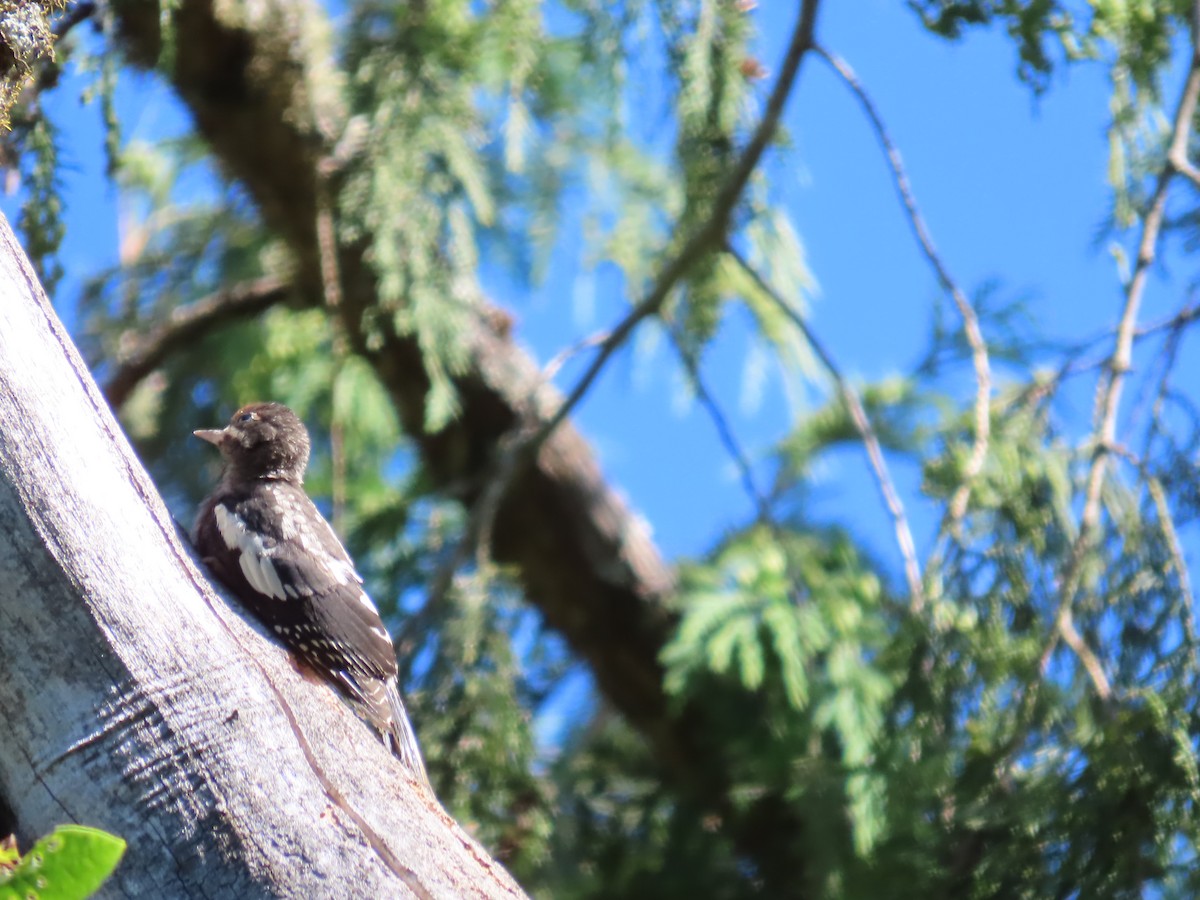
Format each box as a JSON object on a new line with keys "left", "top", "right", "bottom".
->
{"left": 214, "top": 503, "right": 287, "bottom": 600}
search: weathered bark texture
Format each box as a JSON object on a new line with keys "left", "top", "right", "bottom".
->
{"left": 0, "top": 213, "right": 525, "bottom": 898}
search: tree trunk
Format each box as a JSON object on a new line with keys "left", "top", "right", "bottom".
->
{"left": 0, "top": 212, "right": 524, "bottom": 898}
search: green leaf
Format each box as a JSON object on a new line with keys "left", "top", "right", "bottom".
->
{"left": 0, "top": 826, "right": 126, "bottom": 900}
{"left": 763, "top": 602, "right": 809, "bottom": 709}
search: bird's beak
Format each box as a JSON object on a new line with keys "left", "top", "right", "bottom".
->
{"left": 193, "top": 428, "right": 227, "bottom": 447}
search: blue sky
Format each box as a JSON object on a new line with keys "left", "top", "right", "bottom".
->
{"left": 18, "top": 1, "right": 1192, "bottom": 591}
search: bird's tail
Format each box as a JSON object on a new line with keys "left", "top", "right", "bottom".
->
{"left": 384, "top": 676, "right": 430, "bottom": 787}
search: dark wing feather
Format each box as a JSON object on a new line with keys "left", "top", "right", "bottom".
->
{"left": 197, "top": 482, "right": 397, "bottom": 679}
{"left": 195, "top": 482, "right": 427, "bottom": 784}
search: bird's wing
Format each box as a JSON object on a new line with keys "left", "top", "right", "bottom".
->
{"left": 197, "top": 483, "right": 399, "bottom": 684}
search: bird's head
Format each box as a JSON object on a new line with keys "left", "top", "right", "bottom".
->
{"left": 194, "top": 402, "right": 311, "bottom": 483}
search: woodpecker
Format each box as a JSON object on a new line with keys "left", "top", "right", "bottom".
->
{"left": 193, "top": 402, "right": 427, "bottom": 784}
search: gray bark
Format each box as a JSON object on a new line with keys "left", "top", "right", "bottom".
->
{"left": 0, "top": 212, "right": 524, "bottom": 897}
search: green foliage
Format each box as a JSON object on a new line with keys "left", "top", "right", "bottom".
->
{"left": 775, "top": 376, "right": 927, "bottom": 488}
{"left": 17, "top": 114, "right": 63, "bottom": 294}
{"left": 0, "top": 826, "right": 126, "bottom": 900}
{"left": 906, "top": 0, "right": 1081, "bottom": 88}
{"left": 414, "top": 574, "right": 556, "bottom": 879}
{"left": 340, "top": 0, "right": 543, "bottom": 430}
{"left": 668, "top": 0, "right": 753, "bottom": 343}
{"left": 664, "top": 525, "right": 893, "bottom": 860}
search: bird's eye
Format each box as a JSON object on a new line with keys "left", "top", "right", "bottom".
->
{"left": 238, "top": 411, "right": 256, "bottom": 423}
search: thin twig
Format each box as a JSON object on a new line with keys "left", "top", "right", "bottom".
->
{"left": 104, "top": 277, "right": 291, "bottom": 407}
{"left": 1135, "top": 299, "right": 1200, "bottom": 337}
{"left": 540, "top": 327, "right": 613, "bottom": 386}
{"left": 1026, "top": 297, "right": 1200, "bottom": 402}
{"left": 666, "top": 324, "right": 771, "bottom": 522}
{"left": 1140, "top": 321, "right": 1200, "bottom": 671}
{"left": 815, "top": 45, "right": 991, "bottom": 534}
{"left": 315, "top": 169, "right": 349, "bottom": 531}
{"left": 536, "top": 0, "right": 822, "bottom": 451}
{"left": 727, "top": 244, "right": 925, "bottom": 608}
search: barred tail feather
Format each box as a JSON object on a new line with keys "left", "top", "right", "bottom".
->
{"left": 384, "top": 676, "right": 429, "bottom": 786}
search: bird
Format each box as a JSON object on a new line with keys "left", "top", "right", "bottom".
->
{"left": 192, "top": 401, "right": 428, "bottom": 784}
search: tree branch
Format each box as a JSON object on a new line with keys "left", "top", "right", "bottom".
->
{"left": 727, "top": 243, "right": 924, "bottom": 608}
{"left": 104, "top": 276, "right": 291, "bottom": 408}
{"left": 1038, "top": 5, "right": 1200, "bottom": 701}
{"left": 667, "top": 324, "right": 771, "bottom": 522}
{"left": 815, "top": 45, "right": 991, "bottom": 538}
{"left": 539, "top": 1, "right": 822, "bottom": 447}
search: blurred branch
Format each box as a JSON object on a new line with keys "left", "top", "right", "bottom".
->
{"left": 1027, "top": 3, "right": 1200, "bottom": 710}
{"left": 1033, "top": 296, "right": 1200, "bottom": 396}
{"left": 815, "top": 45, "right": 991, "bottom": 538}
{"left": 53, "top": 2, "right": 97, "bottom": 39}
{"left": 666, "top": 325, "right": 771, "bottom": 522}
{"left": 1141, "top": 322, "right": 1199, "bottom": 670}
{"left": 538, "top": 0, "right": 822, "bottom": 447}
{"left": 727, "top": 244, "right": 925, "bottom": 609}
{"left": 104, "top": 277, "right": 291, "bottom": 408}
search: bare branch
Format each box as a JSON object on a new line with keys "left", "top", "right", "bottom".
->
{"left": 1136, "top": 298, "right": 1200, "bottom": 338}
{"left": 727, "top": 244, "right": 925, "bottom": 609}
{"left": 539, "top": 0, "right": 823, "bottom": 447}
{"left": 666, "top": 325, "right": 772, "bottom": 522}
{"left": 815, "top": 45, "right": 991, "bottom": 534}
{"left": 1045, "top": 9, "right": 1200, "bottom": 700}
{"left": 104, "top": 277, "right": 291, "bottom": 407}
